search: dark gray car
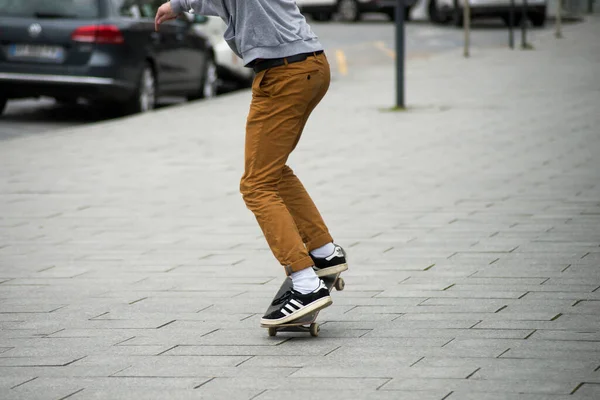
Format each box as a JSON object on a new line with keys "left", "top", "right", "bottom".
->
{"left": 0, "top": 0, "right": 217, "bottom": 115}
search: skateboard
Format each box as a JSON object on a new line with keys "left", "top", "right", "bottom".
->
{"left": 261, "top": 272, "right": 345, "bottom": 337}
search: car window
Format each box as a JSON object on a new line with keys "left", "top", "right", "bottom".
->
{"left": 139, "top": 0, "right": 163, "bottom": 18}
{"left": 0, "top": 0, "right": 100, "bottom": 18}
{"left": 112, "top": 0, "right": 142, "bottom": 18}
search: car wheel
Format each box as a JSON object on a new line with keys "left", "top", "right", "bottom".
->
{"left": 338, "top": 0, "right": 360, "bottom": 22}
{"left": 428, "top": 0, "right": 451, "bottom": 23}
{"left": 529, "top": 12, "right": 546, "bottom": 27}
{"left": 0, "top": 97, "right": 7, "bottom": 116}
{"left": 124, "top": 63, "right": 156, "bottom": 115}
{"left": 189, "top": 54, "right": 218, "bottom": 100}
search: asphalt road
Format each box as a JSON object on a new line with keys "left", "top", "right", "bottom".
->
{"left": 0, "top": 15, "right": 552, "bottom": 141}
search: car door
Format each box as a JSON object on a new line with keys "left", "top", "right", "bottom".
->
{"left": 176, "top": 15, "right": 207, "bottom": 92}
{"left": 139, "top": 0, "right": 202, "bottom": 94}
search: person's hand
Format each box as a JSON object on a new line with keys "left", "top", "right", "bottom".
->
{"left": 155, "top": 2, "right": 178, "bottom": 31}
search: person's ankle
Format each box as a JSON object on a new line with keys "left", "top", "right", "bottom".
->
{"left": 291, "top": 267, "right": 319, "bottom": 294}
{"left": 310, "top": 242, "right": 336, "bottom": 259}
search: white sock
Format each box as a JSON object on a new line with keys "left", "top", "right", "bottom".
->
{"left": 310, "top": 242, "right": 336, "bottom": 259}
{"left": 291, "top": 267, "right": 320, "bottom": 294}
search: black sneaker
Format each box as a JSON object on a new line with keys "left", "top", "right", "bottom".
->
{"left": 260, "top": 280, "right": 332, "bottom": 326}
{"left": 310, "top": 244, "right": 348, "bottom": 277}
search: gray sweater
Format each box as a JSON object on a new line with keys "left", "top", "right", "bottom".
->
{"left": 170, "top": 0, "right": 323, "bottom": 66}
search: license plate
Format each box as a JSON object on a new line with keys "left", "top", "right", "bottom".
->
{"left": 8, "top": 44, "right": 65, "bottom": 63}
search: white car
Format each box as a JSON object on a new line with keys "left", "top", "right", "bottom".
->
{"left": 296, "top": 0, "right": 418, "bottom": 22}
{"left": 426, "top": 0, "right": 547, "bottom": 26}
{"left": 190, "top": 15, "right": 254, "bottom": 89}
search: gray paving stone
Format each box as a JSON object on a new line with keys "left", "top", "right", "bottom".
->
{"left": 572, "top": 383, "right": 600, "bottom": 399}
{"left": 291, "top": 365, "right": 478, "bottom": 379}
{"left": 381, "top": 378, "right": 576, "bottom": 395}
{"left": 500, "top": 348, "right": 600, "bottom": 361}
{"left": 78, "top": 388, "right": 263, "bottom": 400}
{"left": 0, "top": 376, "right": 37, "bottom": 390}
{"left": 447, "top": 393, "right": 574, "bottom": 400}
{"left": 255, "top": 389, "right": 451, "bottom": 400}
{"left": 1, "top": 387, "right": 85, "bottom": 400}
{"left": 530, "top": 330, "right": 600, "bottom": 341}
{"left": 399, "top": 312, "right": 559, "bottom": 322}
{"left": 202, "top": 376, "right": 390, "bottom": 391}
{"left": 0, "top": 356, "right": 85, "bottom": 367}
{"left": 418, "top": 356, "right": 599, "bottom": 371}
{"left": 474, "top": 319, "right": 596, "bottom": 330}
{"left": 472, "top": 366, "right": 599, "bottom": 382}
{"left": 160, "top": 343, "right": 341, "bottom": 357}
{"left": 115, "top": 363, "right": 297, "bottom": 378}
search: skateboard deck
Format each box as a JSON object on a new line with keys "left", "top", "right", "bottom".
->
{"left": 261, "top": 272, "right": 345, "bottom": 337}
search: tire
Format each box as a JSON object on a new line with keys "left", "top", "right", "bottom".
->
{"left": 338, "top": 0, "right": 360, "bottom": 22}
{"left": 123, "top": 63, "right": 156, "bottom": 115}
{"left": 529, "top": 12, "right": 546, "bottom": 27}
{"left": 0, "top": 97, "right": 7, "bottom": 116}
{"left": 428, "top": 0, "right": 451, "bottom": 23}
{"left": 189, "top": 53, "right": 218, "bottom": 101}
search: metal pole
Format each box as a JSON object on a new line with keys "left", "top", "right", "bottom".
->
{"left": 521, "top": 0, "right": 529, "bottom": 49}
{"left": 463, "top": 0, "right": 471, "bottom": 57}
{"left": 556, "top": 0, "right": 563, "bottom": 38}
{"left": 589, "top": 0, "right": 594, "bottom": 13}
{"left": 509, "top": 0, "right": 515, "bottom": 48}
{"left": 395, "top": 0, "right": 405, "bottom": 108}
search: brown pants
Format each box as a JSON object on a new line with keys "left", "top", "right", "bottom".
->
{"left": 240, "top": 52, "right": 333, "bottom": 275}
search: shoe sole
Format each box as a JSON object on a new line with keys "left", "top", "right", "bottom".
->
{"left": 314, "top": 263, "right": 348, "bottom": 278}
{"left": 260, "top": 296, "right": 333, "bottom": 327}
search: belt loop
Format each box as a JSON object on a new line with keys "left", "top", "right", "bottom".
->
{"left": 284, "top": 57, "right": 289, "bottom": 66}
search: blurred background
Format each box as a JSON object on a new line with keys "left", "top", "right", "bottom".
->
{"left": 0, "top": 0, "right": 595, "bottom": 141}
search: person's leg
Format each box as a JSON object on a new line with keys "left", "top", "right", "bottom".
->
{"left": 240, "top": 54, "right": 330, "bottom": 277}
{"left": 277, "top": 53, "right": 333, "bottom": 252}
{"left": 275, "top": 54, "right": 347, "bottom": 277}
{"left": 278, "top": 166, "right": 333, "bottom": 251}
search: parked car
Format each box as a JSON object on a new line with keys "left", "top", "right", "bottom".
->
{"left": 0, "top": 0, "right": 218, "bottom": 117}
{"left": 190, "top": 15, "right": 254, "bottom": 89}
{"left": 297, "top": 0, "right": 417, "bottom": 22}
{"left": 427, "top": 0, "right": 547, "bottom": 26}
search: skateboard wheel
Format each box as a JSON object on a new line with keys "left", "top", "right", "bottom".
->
{"left": 310, "top": 323, "right": 320, "bottom": 337}
{"left": 268, "top": 327, "right": 277, "bottom": 337}
{"left": 335, "top": 277, "right": 345, "bottom": 291}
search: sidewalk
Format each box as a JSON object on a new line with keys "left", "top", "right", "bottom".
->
{"left": 1, "top": 15, "right": 600, "bottom": 400}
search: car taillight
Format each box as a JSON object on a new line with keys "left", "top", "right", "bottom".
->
{"left": 71, "top": 25, "right": 124, "bottom": 44}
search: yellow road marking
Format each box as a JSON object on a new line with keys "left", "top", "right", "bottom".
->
{"left": 335, "top": 49, "right": 348, "bottom": 76}
{"left": 374, "top": 41, "right": 396, "bottom": 59}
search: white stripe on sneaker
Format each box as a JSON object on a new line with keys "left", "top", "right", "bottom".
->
{"left": 290, "top": 299, "right": 303, "bottom": 308}
{"left": 284, "top": 304, "right": 297, "bottom": 313}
